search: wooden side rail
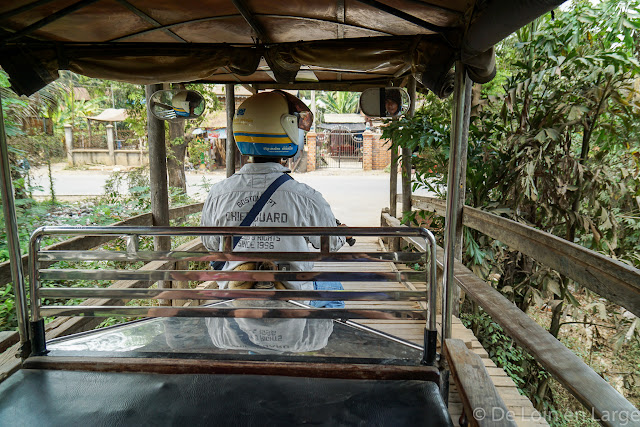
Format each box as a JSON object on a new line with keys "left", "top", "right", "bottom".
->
{"left": 444, "top": 339, "right": 516, "bottom": 427}
{"left": 381, "top": 212, "right": 639, "bottom": 427}
{"left": 412, "top": 195, "right": 640, "bottom": 317}
{"left": 0, "top": 202, "right": 203, "bottom": 287}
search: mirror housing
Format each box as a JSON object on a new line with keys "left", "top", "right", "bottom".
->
{"left": 359, "top": 88, "right": 410, "bottom": 118}
{"left": 149, "top": 89, "right": 206, "bottom": 121}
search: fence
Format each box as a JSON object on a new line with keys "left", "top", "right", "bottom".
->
{"left": 316, "top": 129, "right": 363, "bottom": 169}
{"left": 307, "top": 131, "right": 391, "bottom": 172}
{"left": 64, "top": 125, "right": 147, "bottom": 167}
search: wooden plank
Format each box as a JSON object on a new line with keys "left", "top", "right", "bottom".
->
{"left": 0, "top": 331, "right": 18, "bottom": 353}
{"left": 450, "top": 260, "right": 639, "bottom": 424}
{"left": 24, "top": 356, "right": 441, "bottom": 382}
{"left": 382, "top": 212, "right": 638, "bottom": 425}
{"left": 445, "top": 338, "right": 516, "bottom": 427}
{"left": 0, "top": 342, "right": 21, "bottom": 383}
{"left": 412, "top": 196, "right": 640, "bottom": 317}
{"left": 0, "top": 202, "right": 203, "bottom": 287}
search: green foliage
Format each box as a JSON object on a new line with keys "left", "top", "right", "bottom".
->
{"left": 316, "top": 91, "right": 360, "bottom": 124}
{"left": 0, "top": 284, "right": 17, "bottom": 331}
{"left": 389, "top": 0, "right": 640, "bottom": 415}
{"left": 188, "top": 137, "right": 211, "bottom": 167}
{"left": 461, "top": 308, "right": 545, "bottom": 395}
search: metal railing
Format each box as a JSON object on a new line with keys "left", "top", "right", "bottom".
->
{"left": 26, "top": 225, "right": 439, "bottom": 363}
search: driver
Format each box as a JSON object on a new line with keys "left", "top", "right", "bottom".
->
{"left": 384, "top": 89, "right": 402, "bottom": 116}
{"left": 200, "top": 90, "right": 346, "bottom": 305}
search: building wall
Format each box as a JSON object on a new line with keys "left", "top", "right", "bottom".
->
{"left": 306, "top": 131, "right": 391, "bottom": 171}
{"left": 362, "top": 132, "right": 392, "bottom": 171}
{"left": 71, "top": 149, "right": 148, "bottom": 166}
{"left": 371, "top": 134, "right": 393, "bottom": 170}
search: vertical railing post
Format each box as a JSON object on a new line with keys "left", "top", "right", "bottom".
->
{"left": 0, "top": 92, "right": 30, "bottom": 356}
{"left": 422, "top": 228, "right": 438, "bottom": 366}
{"left": 146, "top": 84, "right": 171, "bottom": 305}
{"left": 29, "top": 232, "right": 46, "bottom": 356}
{"left": 64, "top": 124, "right": 74, "bottom": 165}
{"left": 389, "top": 147, "right": 398, "bottom": 219}
{"left": 442, "top": 63, "right": 472, "bottom": 341}
{"left": 401, "top": 77, "right": 416, "bottom": 215}
{"left": 106, "top": 123, "right": 115, "bottom": 165}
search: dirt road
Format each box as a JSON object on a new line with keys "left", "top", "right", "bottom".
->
{"left": 30, "top": 164, "right": 434, "bottom": 226}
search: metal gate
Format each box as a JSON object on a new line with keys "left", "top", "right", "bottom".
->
{"left": 316, "top": 128, "right": 363, "bottom": 169}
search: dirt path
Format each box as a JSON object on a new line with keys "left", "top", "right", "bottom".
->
{"left": 29, "top": 163, "right": 433, "bottom": 226}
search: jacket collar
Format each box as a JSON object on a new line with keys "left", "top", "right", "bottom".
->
{"left": 236, "top": 162, "right": 291, "bottom": 175}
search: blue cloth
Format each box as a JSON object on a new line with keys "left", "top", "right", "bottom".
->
{"left": 310, "top": 281, "right": 345, "bottom": 309}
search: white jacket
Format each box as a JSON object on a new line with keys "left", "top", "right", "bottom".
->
{"left": 200, "top": 162, "right": 345, "bottom": 290}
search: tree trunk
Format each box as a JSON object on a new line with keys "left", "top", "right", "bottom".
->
{"left": 167, "top": 121, "right": 187, "bottom": 193}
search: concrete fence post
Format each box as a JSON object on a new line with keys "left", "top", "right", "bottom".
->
{"left": 64, "top": 124, "right": 74, "bottom": 166}
{"left": 106, "top": 124, "right": 115, "bottom": 165}
{"left": 306, "top": 131, "right": 317, "bottom": 172}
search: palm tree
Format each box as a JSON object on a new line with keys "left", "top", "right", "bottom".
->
{"left": 318, "top": 91, "right": 360, "bottom": 114}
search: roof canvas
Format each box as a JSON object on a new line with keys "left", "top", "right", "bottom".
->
{"left": 0, "top": 1, "right": 565, "bottom": 96}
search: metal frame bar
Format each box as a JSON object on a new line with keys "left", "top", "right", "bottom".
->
{"left": 3, "top": 0, "right": 101, "bottom": 42}
{"left": 0, "top": 91, "right": 30, "bottom": 353}
{"left": 352, "top": 0, "right": 451, "bottom": 33}
{"left": 39, "top": 288, "right": 426, "bottom": 301}
{"left": 0, "top": 0, "right": 56, "bottom": 22}
{"left": 30, "top": 225, "right": 426, "bottom": 238}
{"left": 232, "top": 0, "right": 270, "bottom": 42}
{"left": 114, "top": 0, "right": 187, "bottom": 43}
{"left": 38, "top": 249, "right": 425, "bottom": 263}
{"left": 39, "top": 268, "right": 425, "bottom": 281}
{"left": 442, "top": 62, "right": 471, "bottom": 342}
{"left": 39, "top": 306, "right": 427, "bottom": 320}
{"left": 27, "top": 225, "right": 439, "bottom": 362}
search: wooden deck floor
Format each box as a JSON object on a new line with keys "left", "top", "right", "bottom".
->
{"left": 316, "top": 236, "right": 548, "bottom": 427}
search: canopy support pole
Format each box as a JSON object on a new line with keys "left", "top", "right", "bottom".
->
{"left": 225, "top": 84, "right": 236, "bottom": 177}
{"left": 145, "top": 84, "right": 171, "bottom": 304}
{"left": 442, "top": 62, "right": 472, "bottom": 341}
{"left": 401, "top": 76, "right": 416, "bottom": 215}
{"left": 0, "top": 92, "right": 30, "bottom": 355}
{"left": 389, "top": 149, "right": 398, "bottom": 219}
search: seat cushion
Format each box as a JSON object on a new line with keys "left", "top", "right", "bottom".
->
{"left": 0, "top": 369, "right": 452, "bottom": 426}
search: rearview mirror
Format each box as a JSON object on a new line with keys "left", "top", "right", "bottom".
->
{"left": 149, "top": 89, "right": 206, "bottom": 121}
{"left": 359, "top": 88, "right": 410, "bottom": 118}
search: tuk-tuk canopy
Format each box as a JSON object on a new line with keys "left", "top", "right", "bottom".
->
{"left": 0, "top": 1, "right": 564, "bottom": 96}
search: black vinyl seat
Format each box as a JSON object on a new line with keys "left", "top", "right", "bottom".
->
{"left": 0, "top": 369, "right": 453, "bottom": 426}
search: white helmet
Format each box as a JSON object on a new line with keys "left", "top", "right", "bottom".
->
{"left": 172, "top": 90, "right": 202, "bottom": 117}
{"left": 233, "top": 90, "right": 313, "bottom": 158}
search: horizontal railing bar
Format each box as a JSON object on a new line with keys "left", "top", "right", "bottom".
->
{"left": 40, "top": 269, "right": 425, "bottom": 282}
{"left": 39, "top": 306, "right": 427, "bottom": 320}
{"left": 38, "top": 288, "right": 427, "bottom": 301}
{"left": 382, "top": 210, "right": 640, "bottom": 424}
{"left": 413, "top": 195, "right": 640, "bottom": 317}
{"left": 38, "top": 250, "right": 425, "bottom": 263}
{"left": 32, "top": 225, "right": 430, "bottom": 239}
